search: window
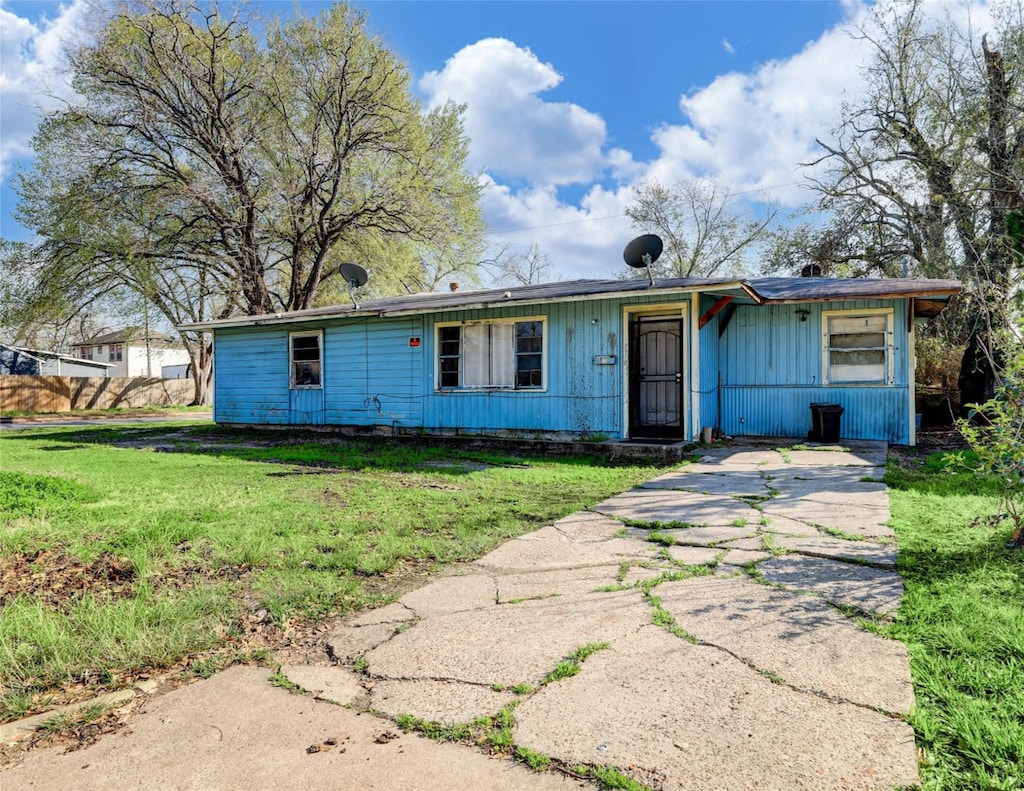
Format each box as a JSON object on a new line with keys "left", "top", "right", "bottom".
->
{"left": 109, "top": 344, "right": 123, "bottom": 362}
{"left": 290, "top": 331, "right": 322, "bottom": 388}
{"left": 79, "top": 346, "right": 92, "bottom": 360}
{"left": 823, "top": 310, "right": 893, "bottom": 384}
{"left": 437, "top": 319, "right": 545, "bottom": 390}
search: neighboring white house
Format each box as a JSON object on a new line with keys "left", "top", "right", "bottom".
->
{"left": 69, "top": 330, "right": 191, "bottom": 378}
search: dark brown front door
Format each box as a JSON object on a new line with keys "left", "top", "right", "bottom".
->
{"left": 629, "top": 316, "right": 683, "bottom": 439}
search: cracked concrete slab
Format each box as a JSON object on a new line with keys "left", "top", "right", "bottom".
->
{"left": 759, "top": 555, "right": 905, "bottom": 616}
{"left": 280, "top": 665, "right": 365, "bottom": 705}
{"left": 773, "top": 536, "right": 897, "bottom": 567}
{"left": 473, "top": 524, "right": 649, "bottom": 572}
{"left": 663, "top": 545, "right": 725, "bottom": 565}
{"left": 653, "top": 524, "right": 761, "bottom": 546}
{"left": 347, "top": 601, "right": 416, "bottom": 627}
{"left": 1, "top": 667, "right": 582, "bottom": 791}
{"left": 784, "top": 449, "right": 887, "bottom": 467}
{"left": 655, "top": 577, "right": 914, "bottom": 713}
{"left": 399, "top": 575, "right": 496, "bottom": 618}
{"left": 495, "top": 565, "right": 623, "bottom": 601}
{"left": 369, "top": 679, "right": 513, "bottom": 724}
{"left": 327, "top": 622, "right": 405, "bottom": 662}
{"left": 719, "top": 548, "right": 772, "bottom": 566}
{"left": 769, "top": 477, "right": 887, "bottom": 502}
{"left": 593, "top": 489, "right": 760, "bottom": 526}
{"left": 364, "top": 590, "right": 650, "bottom": 688}
{"left": 641, "top": 470, "right": 770, "bottom": 497}
{"left": 513, "top": 626, "right": 918, "bottom": 791}
{"left": 760, "top": 500, "right": 894, "bottom": 540}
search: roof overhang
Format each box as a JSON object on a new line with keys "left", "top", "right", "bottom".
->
{"left": 179, "top": 276, "right": 963, "bottom": 332}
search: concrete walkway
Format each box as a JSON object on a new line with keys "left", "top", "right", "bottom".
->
{"left": 1, "top": 443, "right": 919, "bottom": 790}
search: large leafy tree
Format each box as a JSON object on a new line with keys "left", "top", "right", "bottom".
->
{"left": 799, "top": 0, "right": 1024, "bottom": 404}
{"left": 12, "top": 0, "right": 483, "bottom": 403}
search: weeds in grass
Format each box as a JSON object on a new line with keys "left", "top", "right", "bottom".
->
{"left": 40, "top": 703, "right": 108, "bottom": 734}
{"left": 887, "top": 456, "right": 1024, "bottom": 790}
{"left": 0, "top": 424, "right": 674, "bottom": 718}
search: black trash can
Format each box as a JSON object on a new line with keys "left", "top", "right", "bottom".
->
{"left": 809, "top": 403, "right": 844, "bottom": 443}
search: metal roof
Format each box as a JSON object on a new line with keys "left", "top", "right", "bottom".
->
{"left": 179, "top": 275, "right": 961, "bottom": 331}
{"left": 0, "top": 342, "right": 115, "bottom": 368}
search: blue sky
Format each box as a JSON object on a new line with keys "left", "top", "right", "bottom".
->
{"left": 2, "top": 1, "right": 881, "bottom": 280}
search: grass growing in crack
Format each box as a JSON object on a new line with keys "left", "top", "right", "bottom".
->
{"left": 730, "top": 518, "right": 749, "bottom": 527}
{"left": 884, "top": 455, "right": 1023, "bottom": 791}
{"left": 646, "top": 531, "right": 676, "bottom": 547}
{"left": 541, "top": 642, "right": 611, "bottom": 685}
{"left": 761, "top": 534, "right": 788, "bottom": 557}
{"left": 758, "top": 668, "right": 786, "bottom": 685}
{"left": 510, "top": 683, "right": 533, "bottom": 695}
{"left": 394, "top": 713, "right": 471, "bottom": 742}
{"left": 759, "top": 516, "right": 771, "bottom": 526}
{"left": 516, "top": 746, "right": 551, "bottom": 771}
{"left": 647, "top": 594, "right": 699, "bottom": 644}
{"left": 621, "top": 518, "right": 692, "bottom": 530}
{"left": 506, "top": 593, "right": 560, "bottom": 604}
{"left": 816, "top": 525, "right": 868, "bottom": 542}
{"left": 592, "top": 765, "right": 654, "bottom": 790}
{"left": 352, "top": 657, "right": 369, "bottom": 674}
{"left": 268, "top": 672, "right": 301, "bottom": 693}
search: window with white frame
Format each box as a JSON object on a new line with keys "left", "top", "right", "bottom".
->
{"left": 109, "top": 344, "right": 123, "bottom": 362}
{"left": 822, "top": 310, "right": 893, "bottom": 384}
{"left": 437, "top": 319, "right": 545, "bottom": 390}
{"left": 290, "top": 331, "right": 323, "bottom": 388}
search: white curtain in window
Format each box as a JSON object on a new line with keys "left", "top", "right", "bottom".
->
{"left": 489, "top": 323, "right": 514, "bottom": 387}
{"left": 463, "top": 323, "right": 514, "bottom": 387}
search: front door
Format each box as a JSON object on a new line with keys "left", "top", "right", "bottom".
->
{"left": 629, "top": 316, "right": 683, "bottom": 439}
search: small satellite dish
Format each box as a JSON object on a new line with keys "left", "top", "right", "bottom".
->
{"left": 339, "top": 263, "right": 369, "bottom": 308}
{"left": 623, "top": 234, "right": 662, "bottom": 286}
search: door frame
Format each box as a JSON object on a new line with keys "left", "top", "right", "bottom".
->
{"left": 622, "top": 302, "right": 691, "bottom": 440}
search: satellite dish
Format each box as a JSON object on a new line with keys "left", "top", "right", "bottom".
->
{"left": 339, "top": 263, "right": 369, "bottom": 308}
{"left": 623, "top": 234, "right": 662, "bottom": 286}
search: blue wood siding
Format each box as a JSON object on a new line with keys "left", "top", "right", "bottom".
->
{"left": 698, "top": 295, "right": 722, "bottom": 434}
{"left": 210, "top": 291, "right": 914, "bottom": 443}
{"left": 214, "top": 329, "right": 290, "bottom": 424}
{"left": 322, "top": 317, "right": 423, "bottom": 430}
{"left": 716, "top": 300, "right": 911, "bottom": 443}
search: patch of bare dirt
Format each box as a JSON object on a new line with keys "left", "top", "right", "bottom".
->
{"left": 0, "top": 550, "right": 136, "bottom": 609}
{"left": 890, "top": 426, "right": 971, "bottom": 468}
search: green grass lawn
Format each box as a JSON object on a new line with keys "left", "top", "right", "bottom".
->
{"left": 0, "top": 423, "right": 673, "bottom": 721}
{"left": 886, "top": 455, "right": 1024, "bottom": 791}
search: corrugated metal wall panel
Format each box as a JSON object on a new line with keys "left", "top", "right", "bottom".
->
{"left": 720, "top": 386, "right": 910, "bottom": 443}
{"left": 717, "top": 298, "right": 911, "bottom": 443}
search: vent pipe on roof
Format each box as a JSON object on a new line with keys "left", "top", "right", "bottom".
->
{"left": 449, "top": 282, "right": 459, "bottom": 292}
{"left": 801, "top": 263, "right": 822, "bottom": 277}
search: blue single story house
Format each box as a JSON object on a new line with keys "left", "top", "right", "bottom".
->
{"left": 182, "top": 276, "right": 960, "bottom": 446}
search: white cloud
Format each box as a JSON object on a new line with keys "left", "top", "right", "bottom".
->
{"left": 420, "top": 38, "right": 612, "bottom": 186}
{"left": 722, "top": 38, "right": 735, "bottom": 55}
{"left": 0, "top": 0, "right": 90, "bottom": 184}
{"left": 647, "top": 20, "right": 871, "bottom": 208}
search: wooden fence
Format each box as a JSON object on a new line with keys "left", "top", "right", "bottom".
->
{"left": 0, "top": 376, "right": 195, "bottom": 413}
